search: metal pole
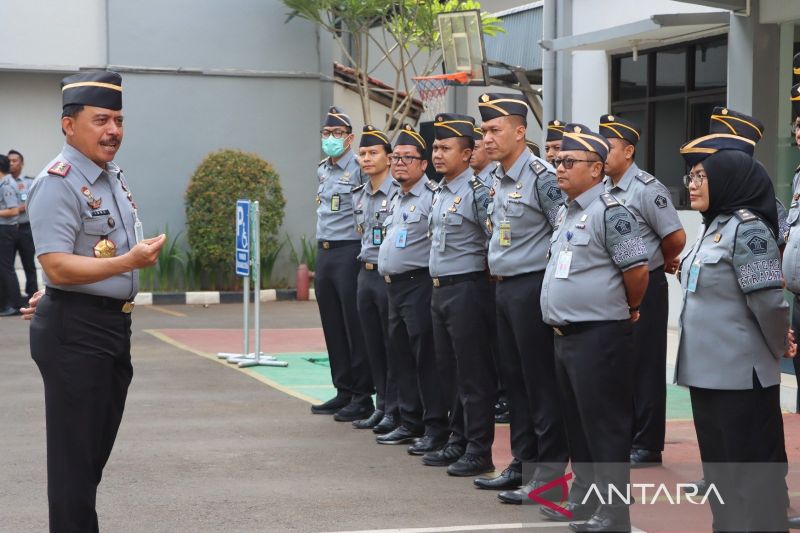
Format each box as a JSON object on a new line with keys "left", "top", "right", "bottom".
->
{"left": 243, "top": 273, "right": 250, "bottom": 356}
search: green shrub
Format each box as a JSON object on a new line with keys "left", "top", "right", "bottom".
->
{"left": 185, "top": 149, "right": 285, "bottom": 290}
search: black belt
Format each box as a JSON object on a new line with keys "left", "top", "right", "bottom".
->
{"left": 318, "top": 239, "right": 360, "bottom": 250}
{"left": 383, "top": 267, "right": 429, "bottom": 284}
{"left": 432, "top": 270, "right": 485, "bottom": 288}
{"left": 18, "top": 221, "right": 30, "bottom": 227}
{"left": 0, "top": 224, "right": 18, "bottom": 230}
{"left": 45, "top": 287, "right": 135, "bottom": 314}
{"left": 493, "top": 270, "right": 541, "bottom": 282}
{"left": 361, "top": 261, "right": 378, "bottom": 271}
{"left": 552, "top": 320, "right": 626, "bottom": 337}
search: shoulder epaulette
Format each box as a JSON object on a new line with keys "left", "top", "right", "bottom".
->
{"left": 469, "top": 176, "right": 485, "bottom": 191}
{"left": 529, "top": 159, "right": 547, "bottom": 177}
{"left": 425, "top": 181, "right": 439, "bottom": 192}
{"left": 635, "top": 172, "right": 656, "bottom": 185}
{"left": 318, "top": 158, "right": 328, "bottom": 167}
{"left": 795, "top": 163, "right": 800, "bottom": 174}
{"left": 351, "top": 183, "right": 366, "bottom": 193}
{"left": 733, "top": 208, "right": 758, "bottom": 223}
{"left": 47, "top": 161, "right": 71, "bottom": 177}
{"left": 601, "top": 192, "right": 620, "bottom": 208}
{"left": 390, "top": 190, "right": 399, "bottom": 202}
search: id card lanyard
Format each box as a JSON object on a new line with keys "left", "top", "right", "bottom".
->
{"left": 499, "top": 200, "right": 511, "bottom": 247}
{"left": 555, "top": 230, "right": 573, "bottom": 279}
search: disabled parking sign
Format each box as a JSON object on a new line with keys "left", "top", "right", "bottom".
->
{"left": 235, "top": 200, "right": 250, "bottom": 277}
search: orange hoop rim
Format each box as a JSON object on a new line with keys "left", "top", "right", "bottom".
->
{"left": 412, "top": 71, "right": 471, "bottom": 85}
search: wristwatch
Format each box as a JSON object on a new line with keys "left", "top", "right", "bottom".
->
{"left": 629, "top": 306, "right": 640, "bottom": 313}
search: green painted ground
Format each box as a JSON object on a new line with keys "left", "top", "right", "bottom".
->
{"left": 247, "top": 352, "right": 694, "bottom": 420}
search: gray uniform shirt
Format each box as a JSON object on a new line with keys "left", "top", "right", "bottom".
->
{"left": 676, "top": 211, "right": 786, "bottom": 389}
{"left": 782, "top": 170, "right": 800, "bottom": 292}
{"left": 353, "top": 174, "right": 398, "bottom": 263}
{"left": 28, "top": 143, "right": 139, "bottom": 300}
{"left": 487, "top": 151, "right": 563, "bottom": 276}
{"left": 474, "top": 162, "right": 496, "bottom": 187}
{"left": 0, "top": 175, "right": 19, "bottom": 225}
{"left": 428, "top": 168, "right": 488, "bottom": 277}
{"left": 13, "top": 175, "right": 34, "bottom": 224}
{"left": 603, "top": 164, "right": 683, "bottom": 270}
{"left": 540, "top": 182, "right": 648, "bottom": 326}
{"left": 378, "top": 177, "right": 437, "bottom": 276}
{"left": 316, "top": 149, "right": 365, "bottom": 241}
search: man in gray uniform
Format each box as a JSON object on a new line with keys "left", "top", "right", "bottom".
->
{"left": 377, "top": 125, "right": 450, "bottom": 453}
{"left": 599, "top": 114, "right": 686, "bottom": 468}
{"left": 540, "top": 124, "right": 649, "bottom": 531}
{"left": 9, "top": 149, "right": 38, "bottom": 299}
{"left": 422, "top": 114, "right": 497, "bottom": 477}
{"left": 27, "top": 71, "right": 165, "bottom": 533}
{"left": 470, "top": 126, "right": 497, "bottom": 186}
{"left": 472, "top": 94, "right": 569, "bottom": 503}
{"left": 544, "top": 120, "right": 565, "bottom": 166}
{"left": 350, "top": 125, "right": 399, "bottom": 427}
{"left": 0, "top": 154, "right": 22, "bottom": 316}
{"left": 312, "top": 107, "right": 374, "bottom": 420}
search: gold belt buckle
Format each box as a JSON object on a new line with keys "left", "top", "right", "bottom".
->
{"left": 122, "top": 301, "right": 135, "bottom": 314}
{"left": 323, "top": 241, "right": 331, "bottom": 250}
{"left": 553, "top": 327, "right": 563, "bottom": 337}
{"left": 366, "top": 262, "right": 375, "bottom": 271}
{"left": 432, "top": 278, "right": 440, "bottom": 287}
{"left": 384, "top": 275, "right": 391, "bottom": 283}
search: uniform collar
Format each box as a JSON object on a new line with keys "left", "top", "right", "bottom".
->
{"left": 62, "top": 143, "right": 106, "bottom": 185}
{"left": 605, "top": 162, "right": 639, "bottom": 192}
{"left": 441, "top": 167, "right": 473, "bottom": 193}
{"left": 705, "top": 213, "right": 733, "bottom": 234}
{"left": 367, "top": 172, "right": 394, "bottom": 196}
{"left": 476, "top": 162, "right": 496, "bottom": 182}
{"left": 404, "top": 176, "right": 429, "bottom": 197}
{"left": 572, "top": 181, "right": 606, "bottom": 210}
{"left": 497, "top": 150, "right": 532, "bottom": 183}
{"left": 331, "top": 149, "right": 355, "bottom": 170}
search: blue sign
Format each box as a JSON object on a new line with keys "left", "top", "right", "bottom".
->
{"left": 235, "top": 200, "right": 250, "bottom": 277}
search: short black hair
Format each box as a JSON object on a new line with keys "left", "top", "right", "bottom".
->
{"left": 455, "top": 136, "right": 475, "bottom": 151}
{"left": 7, "top": 149, "right": 23, "bottom": 162}
{"left": 62, "top": 104, "right": 84, "bottom": 119}
{"left": 507, "top": 114, "right": 527, "bottom": 128}
{"left": 0, "top": 155, "right": 9, "bottom": 174}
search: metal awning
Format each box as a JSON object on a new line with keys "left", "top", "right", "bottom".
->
{"left": 540, "top": 12, "right": 729, "bottom": 54}
{"left": 484, "top": 1, "right": 543, "bottom": 81}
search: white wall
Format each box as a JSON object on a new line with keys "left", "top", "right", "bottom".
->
{"left": 0, "top": 0, "right": 106, "bottom": 68}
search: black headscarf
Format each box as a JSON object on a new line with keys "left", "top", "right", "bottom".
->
{"left": 700, "top": 149, "right": 779, "bottom": 238}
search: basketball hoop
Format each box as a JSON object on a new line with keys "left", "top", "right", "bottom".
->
{"left": 413, "top": 71, "right": 471, "bottom": 121}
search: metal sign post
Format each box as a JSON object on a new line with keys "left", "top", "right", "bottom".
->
{"left": 217, "top": 199, "right": 251, "bottom": 361}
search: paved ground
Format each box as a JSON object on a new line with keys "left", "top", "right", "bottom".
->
{"left": 1, "top": 301, "right": 799, "bottom": 533}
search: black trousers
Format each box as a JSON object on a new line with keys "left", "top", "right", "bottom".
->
{"left": 691, "top": 380, "right": 788, "bottom": 532}
{"left": 30, "top": 292, "right": 133, "bottom": 533}
{"left": 314, "top": 242, "right": 373, "bottom": 402}
{"left": 487, "top": 282, "right": 505, "bottom": 403}
{"left": 554, "top": 320, "right": 634, "bottom": 507}
{"left": 631, "top": 267, "right": 669, "bottom": 452}
{"left": 792, "top": 296, "right": 800, "bottom": 412}
{"left": 15, "top": 222, "right": 38, "bottom": 297}
{"left": 387, "top": 272, "right": 449, "bottom": 437}
{"left": 496, "top": 272, "right": 567, "bottom": 480}
{"left": 431, "top": 275, "right": 496, "bottom": 456}
{"left": 357, "top": 267, "right": 397, "bottom": 415}
{"left": 0, "top": 224, "right": 22, "bottom": 309}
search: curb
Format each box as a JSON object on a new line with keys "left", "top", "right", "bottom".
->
{"left": 134, "top": 289, "right": 316, "bottom": 306}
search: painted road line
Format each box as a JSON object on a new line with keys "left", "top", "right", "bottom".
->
{"left": 318, "top": 523, "right": 645, "bottom": 533}
{"left": 145, "top": 329, "right": 320, "bottom": 405}
{"left": 144, "top": 306, "right": 187, "bottom": 317}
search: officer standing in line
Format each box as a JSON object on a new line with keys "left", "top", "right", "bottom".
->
{"left": 544, "top": 120, "right": 565, "bottom": 166}
{"left": 526, "top": 140, "right": 541, "bottom": 158}
{"left": 311, "top": 107, "right": 374, "bottom": 420}
{"left": 598, "top": 114, "right": 686, "bottom": 469}
{"left": 472, "top": 93, "right": 569, "bottom": 502}
{"left": 421, "top": 114, "right": 497, "bottom": 477}
{"left": 27, "top": 70, "right": 165, "bottom": 532}
{"left": 377, "top": 125, "right": 450, "bottom": 453}
{"left": 8, "top": 150, "right": 39, "bottom": 299}
{"left": 540, "top": 124, "right": 649, "bottom": 530}
{"left": 0, "top": 154, "right": 22, "bottom": 316}
{"left": 470, "top": 125, "right": 508, "bottom": 425}
{"left": 349, "top": 125, "right": 399, "bottom": 428}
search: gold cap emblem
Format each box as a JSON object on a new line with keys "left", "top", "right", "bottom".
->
{"left": 553, "top": 120, "right": 560, "bottom": 126}
{"left": 607, "top": 115, "right": 615, "bottom": 121}
{"left": 721, "top": 108, "right": 729, "bottom": 115}
{"left": 480, "top": 94, "right": 489, "bottom": 102}
{"left": 574, "top": 126, "right": 582, "bottom": 133}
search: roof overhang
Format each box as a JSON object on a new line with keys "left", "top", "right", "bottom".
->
{"left": 540, "top": 12, "right": 730, "bottom": 54}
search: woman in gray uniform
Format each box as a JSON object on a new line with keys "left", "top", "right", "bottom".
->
{"left": 676, "top": 139, "right": 793, "bottom": 532}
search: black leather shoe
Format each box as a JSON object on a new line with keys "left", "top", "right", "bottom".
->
{"left": 447, "top": 453, "right": 495, "bottom": 476}
{"left": 788, "top": 515, "right": 800, "bottom": 529}
{"left": 569, "top": 505, "right": 630, "bottom": 532}
{"left": 499, "top": 479, "right": 564, "bottom": 504}
{"left": 629, "top": 448, "right": 662, "bottom": 468}
{"left": 352, "top": 409, "right": 384, "bottom": 429}
{"left": 540, "top": 502, "right": 595, "bottom": 522}
{"left": 0, "top": 307, "right": 21, "bottom": 317}
{"left": 333, "top": 401, "right": 374, "bottom": 422}
{"left": 310, "top": 395, "right": 351, "bottom": 415}
{"left": 372, "top": 414, "right": 397, "bottom": 435}
{"left": 474, "top": 466, "right": 522, "bottom": 490}
{"left": 407, "top": 435, "right": 447, "bottom": 455}
{"left": 682, "top": 478, "right": 708, "bottom": 494}
{"left": 376, "top": 426, "right": 422, "bottom": 445}
{"left": 422, "top": 442, "right": 466, "bottom": 466}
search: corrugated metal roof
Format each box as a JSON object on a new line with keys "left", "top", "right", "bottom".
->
{"left": 484, "top": 2, "right": 543, "bottom": 77}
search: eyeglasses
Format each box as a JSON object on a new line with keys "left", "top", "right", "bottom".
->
{"left": 320, "top": 129, "right": 350, "bottom": 139}
{"left": 792, "top": 122, "right": 800, "bottom": 135}
{"left": 388, "top": 155, "right": 424, "bottom": 165}
{"left": 553, "top": 157, "right": 599, "bottom": 169}
{"left": 682, "top": 172, "right": 707, "bottom": 188}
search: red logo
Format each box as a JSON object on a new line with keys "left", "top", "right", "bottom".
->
{"left": 527, "top": 472, "right": 574, "bottom": 518}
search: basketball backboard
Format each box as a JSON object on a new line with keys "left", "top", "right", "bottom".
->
{"left": 438, "top": 10, "right": 488, "bottom": 86}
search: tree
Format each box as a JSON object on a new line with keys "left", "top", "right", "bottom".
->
{"left": 281, "top": 0, "right": 502, "bottom": 138}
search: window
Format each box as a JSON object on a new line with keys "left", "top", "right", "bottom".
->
{"left": 611, "top": 36, "right": 727, "bottom": 209}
